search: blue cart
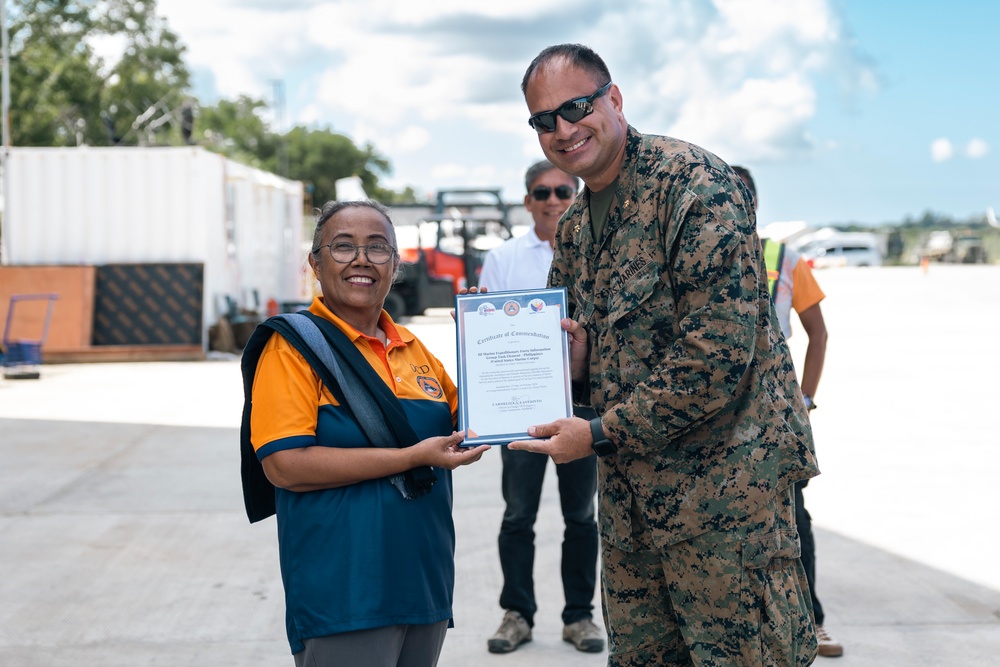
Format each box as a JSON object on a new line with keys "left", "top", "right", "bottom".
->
{"left": 2, "top": 294, "right": 59, "bottom": 380}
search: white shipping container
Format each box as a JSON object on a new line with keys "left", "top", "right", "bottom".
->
{"left": 1, "top": 146, "right": 305, "bottom": 346}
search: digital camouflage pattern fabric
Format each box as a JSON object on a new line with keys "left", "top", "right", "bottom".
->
{"left": 549, "top": 126, "right": 820, "bottom": 552}
{"left": 549, "top": 125, "right": 820, "bottom": 665}
{"left": 601, "top": 489, "right": 817, "bottom": 666}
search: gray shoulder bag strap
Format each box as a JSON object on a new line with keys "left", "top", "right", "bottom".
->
{"left": 277, "top": 313, "right": 416, "bottom": 498}
{"left": 280, "top": 313, "right": 392, "bottom": 445}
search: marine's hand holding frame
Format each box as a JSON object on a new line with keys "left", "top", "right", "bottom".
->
{"left": 454, "top": 288, "right": 573, "bottom": 446}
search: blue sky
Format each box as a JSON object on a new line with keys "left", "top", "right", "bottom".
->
{"left": 762, "top": 0, "right": 997, "bottom": 225}
{"left": 155, "top": 0, "right": 997, "bottom": 227}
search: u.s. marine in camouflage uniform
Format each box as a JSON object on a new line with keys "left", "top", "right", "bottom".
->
{"left": 510, "top": 44, "right": 821, "bottom": 666}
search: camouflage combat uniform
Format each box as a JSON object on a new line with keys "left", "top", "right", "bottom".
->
{"left": 548, "top": 127, "right": 821, "bottom": 666}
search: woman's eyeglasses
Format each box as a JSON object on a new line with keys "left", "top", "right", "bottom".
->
{"left": 531, "top": 185, "right": 576, "bottom": 201}
{"left": 314, "top": 242, "right": 397, "bottom": 264}
{"left": 527, "top": 82, "right": 612, "bottom": 134}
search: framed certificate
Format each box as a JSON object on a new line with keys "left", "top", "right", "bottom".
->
{"left": 455, "top": 287, "right": 573, "bottom": 446}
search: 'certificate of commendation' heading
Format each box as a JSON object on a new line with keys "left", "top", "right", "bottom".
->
{"left": 455, "top": 288, "right": 573, "bottom": 446}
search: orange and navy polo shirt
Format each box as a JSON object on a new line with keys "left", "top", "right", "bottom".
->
{"left": 248, "top": 296, "right": 460, "bottom": 654}
{"left": 251, "top": 297, "right": 458, "bottom": 456}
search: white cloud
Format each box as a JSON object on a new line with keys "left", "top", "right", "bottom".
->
{"left": 391, "top": 126, "right": 433, "bottom": 154}
{"left": 966, "top": 138, "right": 990, "bottom": 159}
{"left": 593, "top": 0, "right": 874, "bottom": 163}
{"left": 669, "top": 75, "right": 817, "bottom": 161}
{"left": 429, "top": 163, "right": 499, "bottom": 186}
{"left": 930, "top": 138, "right": 990, "bottom": 162}
{"left": 931, "top": 138, "right": 954, "bottom": 162}
{"left": 157, "top": 1, "right": 280, "bottom": 98}
{"left": 153, "top": 0, "right": 878, "bottom": 195}
{"left": 351, "top": 122, "right": 431, "bottom": 155}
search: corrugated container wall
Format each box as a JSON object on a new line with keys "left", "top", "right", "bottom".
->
{"left": 1, "top": 147, "right": 304, "bottom": 344}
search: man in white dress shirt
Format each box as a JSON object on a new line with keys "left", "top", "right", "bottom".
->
{"left": 479, "top": 161, "right": 604, "bottom": 655}
{"left": 480, "top": 161, "right": 575, "bottom": 290}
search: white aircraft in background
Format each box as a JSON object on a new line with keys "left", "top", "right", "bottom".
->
{"left": 987, "top": 206, "right": 999, "bottom": 228}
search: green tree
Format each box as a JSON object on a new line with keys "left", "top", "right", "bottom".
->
{"left": 7, "top": 0, "right": 191, "bottom": 147}
{"left": 96, "top": 0, "right": 192, "bottom": 146}
{"left": 283, "top": 126, "right": 395, "bottom": 206}
{"left": 7, "top": 0, "right": 106, "bottom": 145}
{"left": 380, "top": 184, "right": 420, "bottom": 205}
{"left": 195, "top": 107, "right": 416, "bottom": 205}
{"left": 196, "top": 95, "right": 278, "bottom": 168}
{"left": 5, "top": 0, "right": 415, "bottom": 202}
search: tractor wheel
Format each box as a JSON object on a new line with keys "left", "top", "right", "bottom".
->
{"left": 384, "top": 292, "right": 407, "bottom": 321}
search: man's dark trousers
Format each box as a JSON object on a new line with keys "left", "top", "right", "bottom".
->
{"left": 795, "top": 480, "right": 825, "bottom": 625}
{"left": 498, "top": 446, "right": 599, "bottom": 626}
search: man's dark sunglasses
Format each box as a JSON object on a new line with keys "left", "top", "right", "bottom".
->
{"left": 527, "top": 81, "right": 612, "bottom": 134}
{"left": 531, "top": 185, "right": 576, "bottom": 201}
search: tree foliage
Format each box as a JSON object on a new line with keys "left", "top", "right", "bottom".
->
{"left": 195, "top": 101, "right": 404, "bottom": 206}
{"left": 98, "top": 0, "right": 192, "bottom": 146}
{"left": 7, "top": 0, "right": 106, "bottom": 145}
{"left": 283, "top": 127, "right": 396, "bottom": 207}
{"left": 197, "top": 95, "right": 278, "bottom": 168}
{"left": 7, "top": 0, "right": 192, "bottom": 147}
{"left": 4, "top": 0, "right": 411, "bottom": 201}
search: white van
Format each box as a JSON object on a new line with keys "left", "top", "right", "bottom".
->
{"left": 796, "top": 232, "right": 882, "bottom": 268}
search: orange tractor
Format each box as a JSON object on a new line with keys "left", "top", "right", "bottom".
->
{"left": 387, "top": 189, "right": 513, "bottom": 319}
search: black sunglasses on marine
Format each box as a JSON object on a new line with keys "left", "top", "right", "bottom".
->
{"left": 527, "top": 81, "right": 612, "bottom": 134}
{"left": 531, "top": 185, "right": 576, "bottom": 201}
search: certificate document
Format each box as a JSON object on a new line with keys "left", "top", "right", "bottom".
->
{"left": 455, "top": 288, "right": 573, "bottom": 446}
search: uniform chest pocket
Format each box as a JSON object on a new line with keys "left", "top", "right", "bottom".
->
{"left": 606, "top": 261, "right": 676, "bottom": 387}
{"left": 607, "top": 264, "right": 660, "bottom": 327}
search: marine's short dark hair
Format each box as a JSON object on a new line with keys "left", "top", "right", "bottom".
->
{"left": 521, "top": 43, "right": 612, "bottom": 95}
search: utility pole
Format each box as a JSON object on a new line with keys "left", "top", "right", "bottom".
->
{"left": 271, "top": 79, "right": 288, "bottom": 178}
{"left": 1, "top": 0, "right": 11, "bottom": 262}
{"left": 1, "top": 0, "right": 9, "bottom": 151}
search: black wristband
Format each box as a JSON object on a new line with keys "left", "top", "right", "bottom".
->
{"left": 590, "top": 417, "right": 617, "bottom": 457}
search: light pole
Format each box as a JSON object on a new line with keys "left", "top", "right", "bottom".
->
{"left": 1, "top": 0, "right": 8, "bottom": 151}
{"left": 1, "top": 0, "right": 10, "bottom": 262}
{"left": 271, "top": 79, "right": 288, "bottom": 177}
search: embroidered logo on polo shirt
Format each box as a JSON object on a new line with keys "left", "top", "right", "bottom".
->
{"left": 417, "top": 376, "right": 443, "bottom": 398}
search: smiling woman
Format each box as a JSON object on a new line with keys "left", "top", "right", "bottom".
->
{"left": 308, "top": 200, "right": 402, "bottom": 340}
{"left": 240, "top": 198, "right": 490, "bottom": 666}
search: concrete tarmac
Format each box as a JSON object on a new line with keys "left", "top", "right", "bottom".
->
{"left": 1, "top": 264, "right": 998, "bottom": 665}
